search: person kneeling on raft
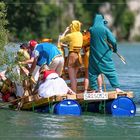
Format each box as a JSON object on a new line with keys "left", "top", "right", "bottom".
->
{"left": 37, "top": 66, "right": 75, "bottom": 98}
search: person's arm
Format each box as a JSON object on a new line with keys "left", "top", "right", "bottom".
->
{"left": 60, "top": 27, "right": 70, "bottom": 43}
{"left": 29, "top": 50, "right": 39, "bottom": 74}
{"left": 106, "top": 28, "right": 117, "bottom": 53}
{"left": 29, "top": 57, "right": 37, "bottom": 74}
{"left": 61, "top": 26, "right": 70, "bottom": 37}
{"left": 19, "top": 57, "right": 34, "bottom": 65}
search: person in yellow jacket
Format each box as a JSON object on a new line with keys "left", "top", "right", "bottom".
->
{"left": 17, "top": 43, "right": 30, "bottom": 65}
{"left": 60, "top": 20, "right": 83, "bottom": 92}
{"left": 14, "top": 43, "right": 31, "bottom": 97}
{"left": 82, "top": 30, "right": 103, "bottom": 93}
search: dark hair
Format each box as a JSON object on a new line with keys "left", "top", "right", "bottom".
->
{"left": 20, "top": 43, "right": 28, "bottom": 49}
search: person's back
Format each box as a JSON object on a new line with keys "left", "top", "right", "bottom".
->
{"left": 90, "top": 15, "right": 115, "bottom": 61}
{"left": 60, "top": 20, "right": 83, "bottom": 92}
{"left": 64, "top": 32, "right": 83, "bottom": 51}
{"left": 30, "top": 42, "right": 64, "bottom": 76}
{"left": 38, "top": 69, "right": 72, "bottom": 98}
{"left": 35, "top": 42, "right": 62, "bottom": 66}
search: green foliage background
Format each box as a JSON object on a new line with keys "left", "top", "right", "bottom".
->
{"left": 0, "top": 2, "right": 8, "bottom": 50}
{"left": 1, "top": 0, "right": 137, "bottom": 43}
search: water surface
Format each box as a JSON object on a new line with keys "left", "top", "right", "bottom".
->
{"left": 0, "top": 43, "right": 140, "bottom": 140}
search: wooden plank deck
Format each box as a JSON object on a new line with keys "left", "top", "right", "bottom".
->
{"left": 21, "top": 91, "right": 133, "bottom": 110}
{"left": 76, "top": 91, "right": 133, "bottom": 100}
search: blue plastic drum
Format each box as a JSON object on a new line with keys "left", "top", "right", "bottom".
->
{"left": 106, "top": 97, "right": 136, "bottom": 116}
{"left": 54, "top": 99, "right": 81, "bottom": 116}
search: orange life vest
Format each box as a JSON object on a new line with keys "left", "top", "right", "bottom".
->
{"left": 82, "top": 31, "right": 90, "bottom": 52}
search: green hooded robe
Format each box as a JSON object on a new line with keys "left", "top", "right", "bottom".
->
{"left": 89, "top": 14, "right": 120, "bottom": 90}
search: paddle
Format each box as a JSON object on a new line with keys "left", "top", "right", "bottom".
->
{"left": 115, "top": 52, "right": 126, "bottom": 64}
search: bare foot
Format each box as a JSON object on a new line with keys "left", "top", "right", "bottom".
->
{"left": 88, "top": 90, "right": 96, "bottom": 94}
{"left": 98, "top": 89, "right": 103, "bottom": 93}
{"left": 68, "top": 87, "right": 76, "bottom": 95}
{"left": 115, "top": 88, "right": 123, "bottom": 93}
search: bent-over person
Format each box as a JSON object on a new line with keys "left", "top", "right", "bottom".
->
{"left": 37, "top": 65, "right": 75, "bottom": 98}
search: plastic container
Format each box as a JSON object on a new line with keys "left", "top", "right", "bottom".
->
{"left": 106, "top": 96, "right": 136, "bottom": 116}
{"left": 54, "top": 99, "right": 81, "bottom": 116}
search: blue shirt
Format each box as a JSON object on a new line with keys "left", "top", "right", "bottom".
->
{"left": 33, "top": 43, "right": 62, "bottom": 66}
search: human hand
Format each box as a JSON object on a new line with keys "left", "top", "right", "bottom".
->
{"left": 28, "top": 72, "right": 32, "bottom": 78}
{"left": 66, "top": 26, "right": 70, "bottom": 31}
{"left": 61, "top": 27, "right": 70, "bottom": 36}
{"left": 113, "top": 44, "right": 117, "bottom": 53}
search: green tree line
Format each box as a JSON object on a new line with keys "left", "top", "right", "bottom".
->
{"left": 0, "top": 2, "right": 8, "bottom": 50}
{"left": 1, "top": 0, "right": 136, "bottom": 45}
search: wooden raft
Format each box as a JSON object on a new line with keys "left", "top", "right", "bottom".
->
{"left": 22, "top": 61, "right": 134, "bottom": 110}
{"left": 21, "top": 91, "right": 133, "bottom": 110}
{"left": 21, "top": 94, "right": 76, "bottom": 110}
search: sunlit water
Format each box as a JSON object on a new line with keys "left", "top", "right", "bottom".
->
{"left": 0, "top": 43, "right": 140, "bottom": 140}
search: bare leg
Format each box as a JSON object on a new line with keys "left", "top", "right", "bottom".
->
{"left": 67, "top": 87, "right": 76, "bottom": 94}
{"left": 97, "top": 74, "right": 103, "bottom": 92}
{"left": 75, "top": 67, "right": 79, "bottom": 75}
{"left": 84, "top": 68, "right": 89, "bottom": 92}
{"left": 68, "top": 67, "right": 77, "bottom": 93}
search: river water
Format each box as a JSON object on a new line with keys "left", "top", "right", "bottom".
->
{"left": 0, "top": 43, "right": 140, "bottom": 140}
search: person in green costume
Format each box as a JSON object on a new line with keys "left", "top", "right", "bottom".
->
{"left": 89, "top": 14, "right": 122, "bottom": 93}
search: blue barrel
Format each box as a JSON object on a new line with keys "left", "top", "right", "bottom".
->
{"left": 54, "top": 99, "right": 81, "bottom": 116}
{"left": 106, "top": 97, "right": 136, "bottom": 116}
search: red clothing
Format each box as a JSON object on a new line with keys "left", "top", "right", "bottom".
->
{"left": 43, "top": 70, "right": 56, "bottom": 80}
{"left": 2, "top": 92, "right": 11, "bottom": 102}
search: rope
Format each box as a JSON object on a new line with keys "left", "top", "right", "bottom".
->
{"left": 101, "top": 74, "right": 106, "bottom": 114}
{"left": 48, "top": 97, "right": 53, "bottom": 114}
{"left": 32, "top": 102, "right": 35, "bottom": 112}
{"left": 99, "top": 101, "right": 106, "bottom": 114}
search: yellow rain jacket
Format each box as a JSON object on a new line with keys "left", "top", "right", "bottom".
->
{"left": 17, "top": 49, "right": 30, "bottom": 62}
{"left": 60, "top": 20, "right": 83, "bottom": 52}
{"left": 60, "top": 20, "right": 83, "bottom": 66}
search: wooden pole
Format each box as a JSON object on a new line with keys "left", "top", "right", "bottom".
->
{"left": 0, "top": 96, "right": 27, "bottom": 108}
{"left": 106, "top": 40, "right": 126, "bottom": 64}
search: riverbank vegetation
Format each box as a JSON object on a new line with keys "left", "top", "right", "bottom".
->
{"left": 1, "top": 0, "right": 140, "bottom": 45}
{"left": 0, "top": 2, "right": 8, "bottom": 49}
{"left": 0, "top": 2, "right": 10, "bottom": 68}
